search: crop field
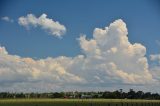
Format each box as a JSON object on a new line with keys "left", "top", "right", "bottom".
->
{"left": 0, "top": 99, "right": 160, "bottom": 106}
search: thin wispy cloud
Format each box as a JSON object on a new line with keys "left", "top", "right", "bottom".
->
{"left": 156, "top": 40, "right": 160, "bottom": 47}
{"left": 1, "top": 16, "right": 14, "bottom": 23}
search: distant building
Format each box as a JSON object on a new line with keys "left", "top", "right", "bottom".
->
{"left": 81, "top": 94, "right": 92, "bottom": 99}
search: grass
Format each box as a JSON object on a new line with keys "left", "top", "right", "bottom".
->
{"left": 0, "top": 99, "right": 160, "bottom": 106}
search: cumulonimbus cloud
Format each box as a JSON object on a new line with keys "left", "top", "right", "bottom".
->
{"left": 18, "top": 14, "right": 66, "bottom": 38}
{"left": 0, "top": 19, "right": 157, "bottom": 92}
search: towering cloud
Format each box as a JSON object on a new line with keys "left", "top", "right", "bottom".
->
{"left": 0, "top": 19, "right": 156, "bottom": 92}
{"left": 78, "top": 19, "right": 153, "bottom": 84}
{"left": 18, "top": 14, "right": 66, "bottom": 38}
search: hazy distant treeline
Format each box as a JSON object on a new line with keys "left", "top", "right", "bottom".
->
{"left": 0, "top": 89, "right": 160, "bottom": 99}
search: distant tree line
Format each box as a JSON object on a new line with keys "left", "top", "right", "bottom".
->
{"left": 0, "top": 89, "right": 160, "bottom": 99}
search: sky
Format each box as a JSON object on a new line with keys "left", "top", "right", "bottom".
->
{"left": 0, "top": 0, "right": 160, "bottom": 92}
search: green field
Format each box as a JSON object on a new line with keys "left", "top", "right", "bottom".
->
{"left": 0, "top": 99, "right": 160, "bottom": 106}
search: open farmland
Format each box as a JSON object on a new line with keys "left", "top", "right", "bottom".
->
{"left": 0, "top": 99, "right": 160, "bottom": 106}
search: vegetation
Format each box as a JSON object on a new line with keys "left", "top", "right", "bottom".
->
{"left": 0, "top": 99, "right": 160, "bottom": 106}
{"left": 0, "top": 89, "right": 160, "bottom": 100}
{"left": 0, "top": 89, "right": 160, "bottom": 106}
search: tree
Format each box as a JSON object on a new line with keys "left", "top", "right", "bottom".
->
{"left": 127, "top": 89, "right": 136, "bottom": 99}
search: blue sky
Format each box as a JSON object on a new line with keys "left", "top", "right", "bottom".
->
{"left": 0, "top": 0, "right": 160, "bottom": 92}
{"left": 0, "top": 0, "right": 160, "bottom": 58}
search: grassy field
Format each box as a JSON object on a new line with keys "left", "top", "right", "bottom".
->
{"left": 0, "top": 99, "right": 160, "bottom": 106}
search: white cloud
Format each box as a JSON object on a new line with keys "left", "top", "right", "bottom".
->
{"left": 149, "top": 54, "right": 160, "bottom": 84}
{"left": 18, "top": 14, "right": 66, "bottom": 38}
{"left": 1, "top": 16, "right": 14, "bottom": 23}
{"left": 77, "top": 19, "right": 153, "bottom": 84}
{"left": 150, "top": 54, "right": 160, "bottom": 62}
{"left": 0, "top": 19, "right": 157, "bottom": 92}
{"left": 0, "top": 48, "right": 85, "bottom": 92}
